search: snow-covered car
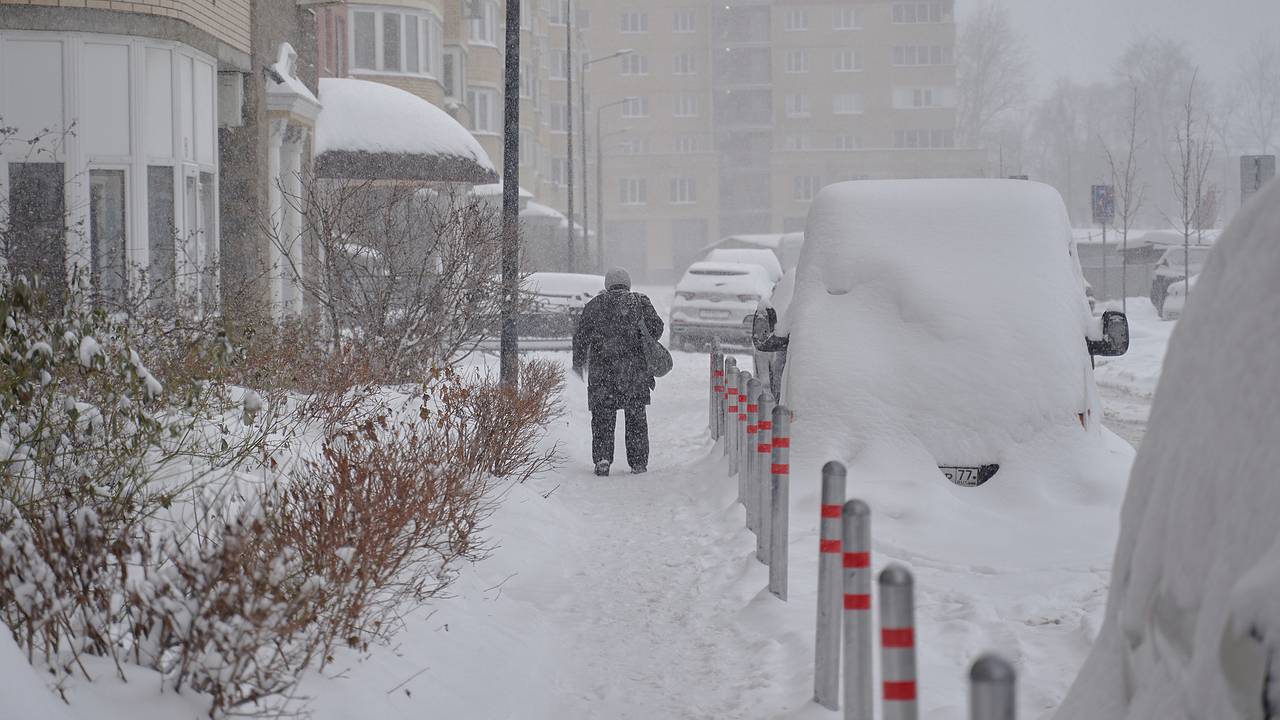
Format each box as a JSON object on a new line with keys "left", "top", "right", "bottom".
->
{"left": 1055, "top": 171, "right": 1280, "bottom": 720}
{"left": 700, "top": 248, "right": 784, "bottom": 284}
{"left": 1160, "top": 273, "right": 1197, "bottom": 321}
{"left": 1150, "top": 244, "right": 1211, "bottom": 313}
{"left": 752, "top": 180, "right": 1132, "bottom": 553}
{"left": 669, "top": 262, "right": 773, "bottom": 350}
{"left": 703, "top": 233, "right": 805, "bottom": 272}
{"left": 516, "top": 272, "right": 603, "bottom": 338}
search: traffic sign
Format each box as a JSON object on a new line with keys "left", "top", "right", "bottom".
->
{"left": 1091, "top": 184, "right": 1115, "bottom": 225}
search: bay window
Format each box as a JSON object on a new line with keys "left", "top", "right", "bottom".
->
{"left": 350, "top": 6, "right": 444, "bottom": 77}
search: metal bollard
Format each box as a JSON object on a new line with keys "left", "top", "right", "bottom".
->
{"left": 815, "top": 461, "right": 846, "bottom": 710}
{"left": 710, "top": 345, "right": 724, "bottom": 440}
{"left": 732, "top": 358, "right": 742, "bottom": 466}
{"left": 736, "top": 370, "right": 752, "bottom": 481}
{"left": 969, "top": 654, "right": 1016, "bottom": 720}
{"left": 879, "top": 564, "right": 918, "bottom": 720}
{"left": 755, "top": 391, "right": 774, "bottom": 564}
{"left": 842, "top": 500, "right": 873, "bottom": 720}
{"left": 745, "top": 377, "right": 762, "bottom": 532}
{"left": 768, "top": 405, "right": 790, "bottom": 600}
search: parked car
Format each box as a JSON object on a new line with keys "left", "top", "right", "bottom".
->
{"left": 517, "top": 272, "right": 603, "bottom": 338}
{"left": 701, "top": 247, "right": 784, "bottom": 283}
{"left": 1150, "top": 244, "right": 1211, "bottom": 313}
{"left": 1160, "top": 274, "right": 1197, "bottom": 321}
{"left": 752, "top": 179, "right": 1130, "bottom": 506}
{"left": 702, "top": 233, "right": 805, "bottom": 272}
{"left": 669, "top": 262, "right": 773, "bottom": 350}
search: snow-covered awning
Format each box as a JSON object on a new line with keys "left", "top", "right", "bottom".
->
{"left": 520, "top": 201, "right": 566, "bottom": 222}
{"left": 315, "top": 78, "right": 497, "bottom": 184}
{"left": 471, "top": 181, "right": 534, "bottom": 200}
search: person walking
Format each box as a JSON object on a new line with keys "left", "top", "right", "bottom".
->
{"left": 572, "top": 267, "right": 664, "bottom": 476}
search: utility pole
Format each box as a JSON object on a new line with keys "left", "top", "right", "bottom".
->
{"left": 581, "top": 50, "right": 633, "bottom": 276}
{"left": 565, "top": 0, "right": 576, "bottom": 273}
{"left": 500, "top": 0, "right": 521, "bottom": 387}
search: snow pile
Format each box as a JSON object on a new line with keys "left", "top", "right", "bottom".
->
{"left": 703, "top": 248, "right": 784, "bottom": 282}
{"left": 524, "top": 272, "right": 603, "bottom": 299}
{"left": 315, "top": 78, "right": 494, "bottom": 172}
{"left": 1056, "top": 179, "right": 1280, "bottom": 720}
{"left": 782, "top": 179, "right": 1132, "bottom": 567}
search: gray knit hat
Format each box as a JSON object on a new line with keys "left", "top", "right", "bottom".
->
{"left": 605, "top": 267, "right": 631, "bottom": 291}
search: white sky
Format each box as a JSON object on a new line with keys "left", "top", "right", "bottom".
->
{"left": 957, "top": 0, "right": 1280, "bottom": 96}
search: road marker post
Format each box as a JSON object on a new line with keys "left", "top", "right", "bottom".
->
{"left": 879, "top": 564, "right": 918, "bottom": 720}
{"left": 815, "top": 461, "right": 846, "bottom": 710}
{"left": 745, "top": 377, "right": 762, "bottom": 532}
{"left": 768, "top": 405, "right": 791, "bottom": 599}
{"left": 842, "top": 500, "right": 873, "bottom": 720}
{"left": 969, "top": 654, "right": 1016, "bottom": 720}
{"left": 755, "top": 391, "right": 774, "bottom": 563}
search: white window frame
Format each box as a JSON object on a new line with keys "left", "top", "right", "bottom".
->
{"left": 467, "top": 86, "right": 500, "bottom": 134}
{"left": 784, "top": 49, "right": 808, "bottom": 74}
{"left": 469, "top": 0, "right": 500, "bottom": 46}
{"left": 673, "top": 9, "right": 696, "bottom": 33}
{"left": 834, "top": 49, "right": 862, "bottom": 73}
{"left": 348, "top": 5, "right": 444, "bottom": 78}
{"left": 834, "top": 7, "right": 862, "bottom": 30}
{"left": 673, "top": 52, "right": 695, "bottom": 76}
{"left": 619, "top": 177, "right": 647, "bottom": 205}
{"left": 784, "top": 94, "right": 811, "bottom": 118}
{"left": 833, "top": 93, "right": 865, "bottom": 115}
{"left": 620, "top": 53, "right": 648, "bottom": 76}
{"left": 783, "top": 8, "right": 809, "bottom": 31}
{"left": 674, "top": 94, "right": 698, "bottom": 118}
{"left": 669, "top": 176, "right": 696, "bottom": 204}
{"left": 793, "top": 175, "right": 821, "bottom": 202}
{"left": 620, "top": 10, "right": 649, "bottom": 33}
{"left": 621, "top": 96, "right": 648, "bottom": 118}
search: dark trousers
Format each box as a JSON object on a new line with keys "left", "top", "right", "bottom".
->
{"left": 591, "top": 406, "right": 649, "bottom": 468}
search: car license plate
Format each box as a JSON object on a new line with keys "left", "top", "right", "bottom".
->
{"left": 700, "top": 309, "right": 731, "bottom": 320}
{"left": 940, "top": 464, "right": 1000, "bottom": 488}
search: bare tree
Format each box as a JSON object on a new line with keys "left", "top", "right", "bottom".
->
{"left": 957, "top": 0, "right": 1031, "bottom": 148}
{"left": 1236, "top": 35, "right": 1280, "bottom": 154}
{"left": 269, "top": 175, "right": 513, "bottom": 378}
{"left": 1101, "top": 82, "right": 1147, "bottom": 309}
{"left": 1165, "top": 70, "right": 1216, "bottom": 294}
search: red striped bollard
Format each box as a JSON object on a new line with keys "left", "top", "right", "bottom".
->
{"left": 768, "top": 405, "right": 790, "bottom": 600}
{"left": 879, "top": 564, "right": 918, "bottom": 720}
{"left": 842, "top": 500, "right": 873, "bottom": 720}
{"left": 735, "top": 370, "right": 752, "bottom": 482}
{"left": 745, "top": 377, "right": 762, "bottom": 532}
{"left": 815, "top": 461, "right": 846, "bottom": 710}
{"left": 710, "top": 344, "right": 724, "bottom": 439}
{"left": 724, "top": 359, "right": 738, "bottom": 465}
{"left": 755, "top": 390, "right": 775, "bottom": 564}
{"left": 970, "top": 654, "right": 1016, "bottom": 720}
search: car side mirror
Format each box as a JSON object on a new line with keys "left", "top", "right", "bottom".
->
{"left": 1088, "top": 310, "right": 1129, "bottom": 357}
{"left": 752, "top": 306, "right": 788, "bottom": 352}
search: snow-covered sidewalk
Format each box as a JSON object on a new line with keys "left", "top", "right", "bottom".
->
{"left": 299, "top": 346, "right": 1127, "bottom": 719}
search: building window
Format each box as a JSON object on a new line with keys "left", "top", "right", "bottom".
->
{"left": 893, "top": 86, "right": 957, "bottom": 109}
{"left": 443, "top": 48, "right": 463, "bottom": 96}
{"left": 468, "top": 87, "right": 499, "bottom": 133}
{"left": 350, "top": 6, "right": 443, "bottom": 76}
{"left": 670, "top": 177, "right": 696, "bottom": 204}
{"left": 550, "top": 101, "right": 568, "bottom": 132}
{"left": 519, "top": 129, "right": 534, "bottom": 164}
{"left": 469, "top": 0, "right": 500, "bottom": 45}
{"left": 834, "top": 49, "right": 862, "bottom": 72}
{"left": 784, "top": 49, "right": 808, "bottom": 74}
{"left": 834, "top": 7, "right": 862, "bottom": 30}
{"left": 833, "top": 93, "right": 865, "bottom": 115}
{"left": 674, "top": 94, "right": 698, "bottom": 118}
{"left": 6, "top": 162, "right": 67, "bottom": 298}
{"left": 783, "top": 8, "right": 808, "bottom": 31}
{"left": 551, "top": 50, "right": 567, "bottom": 79}
{"left": 620, "top": 53, "right": 648, "bottom": 76}
{"left": 147, "top": 166, "right": 176, "bottom": 305}
{"left": 833, "top": 134, "right": 858, "bottom": 150}
{"left": 784, "top": 94, "right": 811, "bottom": 118}
{"left": 674, "top": 135, "right": 698, "bottom": 153}
{"left": 617, "top": 137, "right": 649, "bottom": 155}
{"left": 621, "top": 96, "right": 648, "bottom": 118}
{"left": 781, "top": 133, "right": 812, "bottom": 150}
{"left": 892, "top": 1, "right": 954, "bottom": 24}
{"left": 893, "top": 128, "right": 956, "bottom": 148}
{"left": 673, "top": 52, "right": 696, "bottom": 75}
{"left": 88, "top": 169, "right": 128, "bottom": 308}
{"left": 893, "top": 45, "right": 955, "bottom": 67}
{"left": 551, "top": 157, "right": 567, "bottom": 186}
{"left": 620, "top": 11, "right": 649, "bottom": 33}
{"left": 793, "top": 175, "right": 821, "bottom": 202}
{"left": 549, "top": 0, "right": 567, "bottom": 25}
{"left": 673, "top": 9, "right": 696, "bottom": 33}
{"left": 619, "top": 177, "right": 648, "bottom": 205}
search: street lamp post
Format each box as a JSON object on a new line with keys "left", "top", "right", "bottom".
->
{"left": 580, "top": 49, "right": 634, "bottom": 274}
{"left": 595, "top": 98, "right": 634, "bottom": 272}
{"left": 565, "top": 0, "right": 575, "bottom": 273}
{"left": 499, "top": 0, "right": 521, "bottom": 387}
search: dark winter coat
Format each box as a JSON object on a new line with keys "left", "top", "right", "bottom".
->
{"left": 572, "top": 290, "right": 664, "bottom": 412}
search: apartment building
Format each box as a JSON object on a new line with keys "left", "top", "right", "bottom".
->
{"left": 582, "top": 0, "right": 987, "bottom": 283}
{"left": 0, "top": 0, "right": 320, "bottom": 318}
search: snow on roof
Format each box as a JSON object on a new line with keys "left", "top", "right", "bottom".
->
{"left": 471, "top": 182, "right": 534, "bottom": 199}
{"left": 520, "top": 201, "right": 565, "bottom": 221}
{"left": 315, "top": 78, "right": 496, "bottom": 183}
{"left": 685, "top": 261, "right": 762, "bottom": 275}
{"left": 265, "top": 44, "right": 321, "bottom": 121}
{"left": 1057, "top": 180, "right": 1280, "bottom": 720}
{"left": 703, "top": 248, "right": 783, "bottom": 281}
{"left": 781, "top": 179, "right": 1130, "bottom": 567}
{"left": 523, "top": 272, "right": 605, "bottom": 298}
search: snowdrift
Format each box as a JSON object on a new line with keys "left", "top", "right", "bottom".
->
{"left": 1056, "top": 180, "right": 1280, "bottom": 719}
{"left": 781, "top": 179, "right": 1133, "bottom": 569}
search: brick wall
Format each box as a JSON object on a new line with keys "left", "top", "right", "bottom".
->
{"left": 0, "top": 0, "right": 251, "bottom": 54}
